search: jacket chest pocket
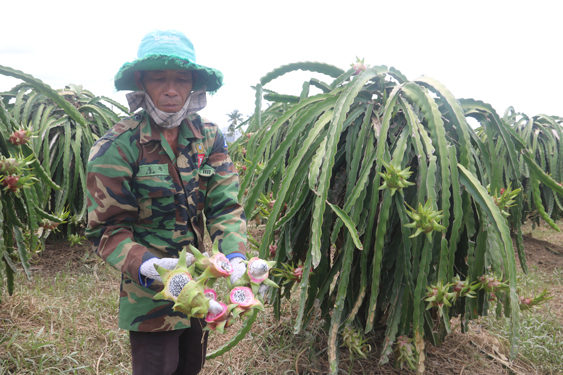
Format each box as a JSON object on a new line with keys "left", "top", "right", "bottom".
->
{"left": 134, "top": 165, "right": 179, "bottom": 225}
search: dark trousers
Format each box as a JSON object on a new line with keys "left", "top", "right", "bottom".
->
{"left": 130, "top": 318, "right": 208, "bottom": 375}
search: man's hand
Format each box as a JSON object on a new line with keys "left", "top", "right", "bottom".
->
{"left": 139, "top": 253, "right": 196, "bottom": 282}
{"left": 229, "top": 257, "right": 246, "bottom": 284}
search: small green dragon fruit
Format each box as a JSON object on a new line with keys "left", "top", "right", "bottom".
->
{"left": 341, "top": 325, "right": 371, "bottom": 359}
{"left": 394, "top": 336, "right": 416, "bottom": 370}
{"left": 404, "top": 200, "right": 447, "bottom": 242}
{"left": 378, "top": 159, "right": 415, "bottom": 196}
{"left": 153, "top": 249, "right": 194, "bottom": 302}
{"left": 173, "top": 277, "right": 209, "bottom": 319}
{"left": 228, "top": 286, "right": 264, "bottom": 319}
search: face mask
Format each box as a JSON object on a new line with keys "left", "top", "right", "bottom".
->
{"left": 126, "top": 86, "right": 207, "bottom": 129}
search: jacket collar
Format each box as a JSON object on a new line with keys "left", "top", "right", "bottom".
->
{"left": 138, "top": 111, "right": 203, "bottom": 145}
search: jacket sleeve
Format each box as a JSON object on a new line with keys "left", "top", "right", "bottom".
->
{"left": 85, "top": 137, "right": 155, "bottom": 284}
{"left": 204, "top": 128, "right": 247, "bottom": 257}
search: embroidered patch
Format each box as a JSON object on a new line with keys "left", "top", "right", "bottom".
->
{"left": 197, "top": 143, "right": 205, "bottom": 168}
{"left": 138, "top": 164, "right": 168, "bottom": 176}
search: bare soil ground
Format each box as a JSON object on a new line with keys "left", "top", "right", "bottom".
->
{"left": 3, "top": 221, "right": 562, "bottom": 374}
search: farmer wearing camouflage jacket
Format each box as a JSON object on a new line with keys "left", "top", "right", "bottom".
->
{"left": 86, "top": 30, "right": 247, "bottom": 375}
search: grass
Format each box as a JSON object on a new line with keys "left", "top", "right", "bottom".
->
{"left": 1, "top": 225, "right": 563, "bottom": 374}
{"left": 481, "top": 268, "right": 563, "bottom": 375}
{"left": 0, "top": 257, "right": 131, "bottom": 374}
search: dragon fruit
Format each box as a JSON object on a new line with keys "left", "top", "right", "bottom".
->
{"left": 205, "top": 300, "right": 233, "bottom": 333}
{"left": 204, "top": 288, "right": 218, "bottom": 301}
{"left": 153, "top": 249, "right": 194, "bottom": 302}
{"left": 228, "top": 286, "right": 264, "bottom": 319}
{"left": 1, "top": 174, "right": 35, "bottom": 194}
{"left": 351, "top": 57, "right": 367, "bottom": 75}
{"left": 188, "top": 243, "right": 233, "bottom": 281}
{"left": 173, "top": 277, "right": 209, "bottom": 318}
{"left": 247, "top": 258, "right": 275, "bottom": 283}
{"left": 0, "top": 156, "right": 27, "bottom": 175}
{"left": 230, "top": 257, "right": 279, "bottom": 294}
{"left": 8, "top": 129, "right": 32, "bottom": 146}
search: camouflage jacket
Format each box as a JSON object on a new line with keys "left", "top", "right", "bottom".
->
{"left": 86, "top": 112, "right": 247, "bottom": 332}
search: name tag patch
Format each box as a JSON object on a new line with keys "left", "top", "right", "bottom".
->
{"left": 138, "top": 164, "right": 168, "bottom": 176}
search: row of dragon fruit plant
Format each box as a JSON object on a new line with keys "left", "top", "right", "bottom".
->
{"left": 0, "top": 61, "right": 561, "bottom": 373}
{"left": 0, "top": 65, "right": 123, "bottom": 300}
{"left": 227, "top": 60, "right": 561, "bottom": 373}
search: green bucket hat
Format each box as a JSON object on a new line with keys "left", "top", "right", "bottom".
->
{"left": 114, "top": 29, "right": 223, "bottom": 92}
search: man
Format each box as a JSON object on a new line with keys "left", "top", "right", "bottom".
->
{"left": 86, "top": 30, "right": 247, "bottom": 375}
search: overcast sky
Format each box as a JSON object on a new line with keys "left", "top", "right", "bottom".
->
{"left": 1, "top": 1, "right": 561, "bottom": 133}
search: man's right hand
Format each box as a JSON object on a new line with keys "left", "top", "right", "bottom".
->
{"left": 139, "top": 253, "right": 196, "bottom": 282}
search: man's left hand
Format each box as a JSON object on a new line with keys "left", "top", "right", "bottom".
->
{"left": 229, "top": 257, "right": 246, "bottom": 284}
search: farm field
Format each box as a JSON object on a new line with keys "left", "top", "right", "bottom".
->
{"left": 1, "top": 222, "right": 561, "bottom": 375}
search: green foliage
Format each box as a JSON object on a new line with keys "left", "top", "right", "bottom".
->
{"left": 0, "top": 65, "right": 128, "bottom": 299}
{"left": 233, "top": 61, "right": 562, "bottom": 373}
{"left": 0, "top": 76, "right": 128, "bottom": 233}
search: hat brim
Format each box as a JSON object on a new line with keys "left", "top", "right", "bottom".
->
{"left": 114, "top": 54, "right": 223, "bottom": 92}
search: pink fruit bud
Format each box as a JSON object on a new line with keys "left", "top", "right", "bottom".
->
{"left": 9, "top": 129, "right": 31, "bottom": 146}
{"left": 292, "top": 265, "right": 304, "bottom": 282}
{"left": 269, "top": 245, "right": 277, "bottom": 258}
{"left": 351, "top": 63, "right": 367, "bottom": 75}
{"left": 3, "top": 175, "right": 20, "bottom": 193}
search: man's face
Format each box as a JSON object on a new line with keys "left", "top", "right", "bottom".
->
{"left": 134, "top": 70, "right": 194, "bottom": 113}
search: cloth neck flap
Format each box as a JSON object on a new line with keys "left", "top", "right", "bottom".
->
{"left": 126, "top": 87, "right": 207, "bottom": 129}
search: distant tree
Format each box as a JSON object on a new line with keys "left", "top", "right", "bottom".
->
{"left": 227, "top": 109, "right": 244, "bottom": 137}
